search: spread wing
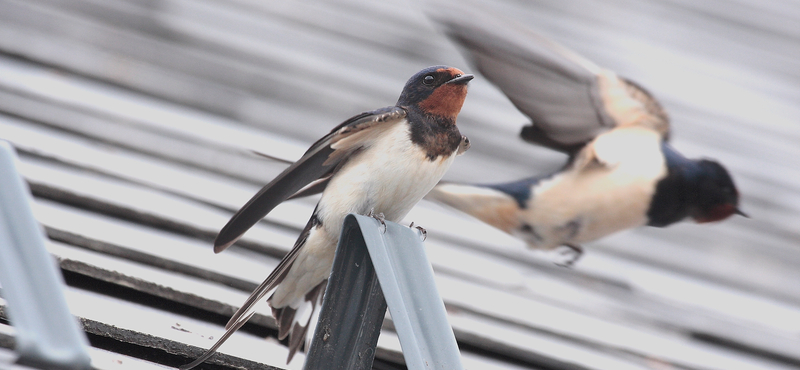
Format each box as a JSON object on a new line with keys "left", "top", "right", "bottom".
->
{"left": 430, "top": 1, "right": 669, "bottom": 153}
{"left": 213, "top": 106, "right": 408, "bottom": 252}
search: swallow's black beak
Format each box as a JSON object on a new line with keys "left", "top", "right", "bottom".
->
{"left": 446, "top": 73, "right": 474, "bottom": 85}
{"left": 735, "top": 208, "right": 749, "bottom": 218}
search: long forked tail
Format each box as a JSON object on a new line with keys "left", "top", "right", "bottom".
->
{"left": 179, "top": 311, "right": 257, "bottom": 370}
{"left": 271, "top": 280, "right": 328, "bottom": 363}
{"left": 180, "top": 256, "right": 300, "bottom": 370}
{"left": 180, "top": 217, "right": 315, "bottom": 369}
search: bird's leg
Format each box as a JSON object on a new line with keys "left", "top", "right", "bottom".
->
{"left": 367, "top": 208, "right": 387, "bottom": 233}
{"left": 408, "top": 222, "right": 427, "bottom": 241}
{"left": 554, "top": 244, "right": 583, "bottom": 267}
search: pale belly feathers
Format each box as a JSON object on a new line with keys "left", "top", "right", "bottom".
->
{"left": 516, "top": 127, "right": 667, "bottom": 250}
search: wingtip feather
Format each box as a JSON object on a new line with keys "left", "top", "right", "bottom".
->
{"left": 213, "top": 229, "right": 241, "bottom": 253}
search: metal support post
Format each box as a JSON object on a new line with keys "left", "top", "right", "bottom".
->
{"left": 304, "top": 214, "right": 463, "bottom": 370}
{"left": 0, "top": 141, "right": 92, "bottom": 370}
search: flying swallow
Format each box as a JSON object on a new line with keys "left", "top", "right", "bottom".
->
{"left": 182, "top": 66, "right": 473, "bottom": 368}
{"left": 426, "top": 3, "right": 745, "bottom": 266}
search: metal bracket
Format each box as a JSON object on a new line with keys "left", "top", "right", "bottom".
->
{"left": 0, "top": 141, "right": 92, "bottom": 370}
{"left": 304, "top": 214, "right": 463, "bottom": 370}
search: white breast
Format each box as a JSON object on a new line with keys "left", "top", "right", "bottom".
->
{"left": 318, "top": 121, "right": 458, "bottom": 236}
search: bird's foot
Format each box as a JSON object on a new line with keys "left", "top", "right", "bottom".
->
{"left": 554, "top": 244, "right": 583, "bottom": 268}
{"left": 409, "top": 222, "right": 427, "bottom": 241}
{"left": 367, "top": 208, "right": 387, "bottom": 233}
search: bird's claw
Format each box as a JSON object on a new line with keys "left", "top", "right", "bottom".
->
{"left": 409, "top": 222, "right": 427, "bottom": 241}
{"left": 554, "top": 244, "right": 583, "bottom": 268}
{"left": 368, "top": 208, "right": 387, "bottom": 233}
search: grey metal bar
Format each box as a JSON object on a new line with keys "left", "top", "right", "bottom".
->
{"left": 0, "top": 141, "right": 92, "bottom": 370}
{"left": 304, "top": 214, "right": 463, "bottom": 370}
{"left": 303, "top": 215, "right": 388, "bottom": 370}
{"left": 361, "top": 215, "right": 464, "bottom": 370}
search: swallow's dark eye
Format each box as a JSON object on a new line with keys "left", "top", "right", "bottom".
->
{"left": 454, "top": 74, "right": 462, "bottom": 78}
{"left": 423, "top": 75, "right": 435, "bottom": 85}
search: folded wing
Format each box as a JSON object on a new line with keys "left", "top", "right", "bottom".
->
{"left": 214, "top": 106, "right": 407, "bottom": 252}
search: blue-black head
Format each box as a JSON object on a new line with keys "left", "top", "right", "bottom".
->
{"left": 397, "top": 66, "right": 473, "bottom": 120}
{"left": 649, "top": 144, "right": 745, "bottom": 227}
{"left": 689, "top": 159, "right": 746, "bottom": 223}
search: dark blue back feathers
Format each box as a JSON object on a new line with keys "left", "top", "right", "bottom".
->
{"left": 485, "top": 174, "right": 550, "bottom": 209}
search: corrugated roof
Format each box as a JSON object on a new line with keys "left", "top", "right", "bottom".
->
{"left": 1, "top": 0, "right": 799, "bottom": 369}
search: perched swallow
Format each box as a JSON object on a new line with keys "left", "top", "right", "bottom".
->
{"left": 426, "top": 3, "right": 745, "bottom": 265}
{"left": 182, "top": 66, "right": 473, "bottom": 369}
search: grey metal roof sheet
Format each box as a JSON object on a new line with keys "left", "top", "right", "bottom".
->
{"left": 0, "top": 0, "right": 798, "bottom": 369}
